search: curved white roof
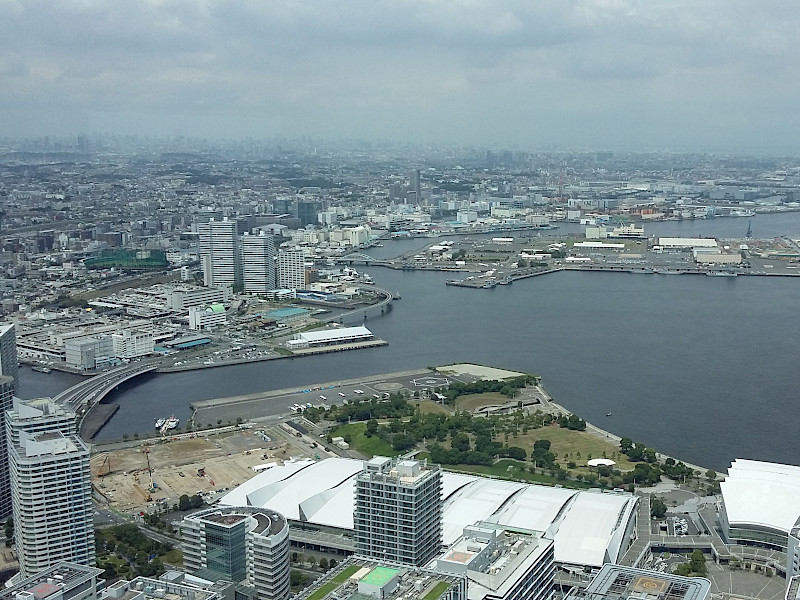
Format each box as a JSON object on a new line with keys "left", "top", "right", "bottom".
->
{"left": 553, "top": 491, "right": 636, "bottom": 566}
{"left": 219, "top": 456, "right": 638, "bottom": 568}
{"left": 721, "top": 459, "right": 800, "bottom": 534}
{"left": 442, "top": 478, "right": 526, "bottom": 545}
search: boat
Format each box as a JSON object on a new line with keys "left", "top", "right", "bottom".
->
{"left": 165, "top": 416, "right": 179, "bottom": 430}
{"left": 155, "top": 418, "right": 166, "bottom": 429}
{"left": 706, "top": 271, "right": 737, "bottom": 277}
{"left": 606, "top": 412, "right": 613, "bottom": 417}
{"left": 31, "top": 366, "right": 51, "bottom": 374}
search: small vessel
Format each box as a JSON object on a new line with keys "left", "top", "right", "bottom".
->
{"left": 706, "top": 271, "right": 737, "bottom": 277}
{"left": 165, "top": 416, "right": 179, "bottom": 430}
{"left": 606, "top": 412, "right": 613, "bottom": 417}
{"left": 155, "top": 418, "right": 166, "bottom": 429}
{"left": 31, "top": 366, "right": 51, "bottom": 374}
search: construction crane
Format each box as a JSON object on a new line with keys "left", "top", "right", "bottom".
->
{"left": 144, "top": 446, "right": 154, "bottom": 487}
{"left": 98, "top": 455, "right": 111, "bottom": 477}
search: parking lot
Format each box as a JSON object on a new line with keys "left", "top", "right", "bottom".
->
{"left": 191, "top": 364, "right": 520, "bottom": 426}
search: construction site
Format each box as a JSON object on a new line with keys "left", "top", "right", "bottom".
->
{"left": 91, "top": 424, "right": 321, "bottom": 513}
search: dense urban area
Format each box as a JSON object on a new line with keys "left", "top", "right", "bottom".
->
{"left": 1, "top": 137, "right": 800, "bottom": 600}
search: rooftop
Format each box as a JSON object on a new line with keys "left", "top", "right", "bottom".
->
{"left": 567, "top": 564, "right": 711, "bottom": 600}
{"left": 721, "top": 458, "right": 800, "bottom": 534}
{"left": 294, "top": 557, "right": 464, "bottom": 600}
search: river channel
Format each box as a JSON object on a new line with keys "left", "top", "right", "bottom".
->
{"left": 17, "top": 210, "right": 800, "bottom": 471}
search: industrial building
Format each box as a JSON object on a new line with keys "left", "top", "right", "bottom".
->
{"left": 181, "top": 506, "right": 290, "bottom": 600}
{"left": 286, "top": 326, "right": 374, "bottom": 350}
{"left": 658, "top": 237, "right": 718, "bottom": 249}
{"left": 219, "top": 457, "right": 639, "bottom": 573}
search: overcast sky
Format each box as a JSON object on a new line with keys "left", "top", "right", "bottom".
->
{"left": 1, "top": 0, "right": 798, "bottom": 151}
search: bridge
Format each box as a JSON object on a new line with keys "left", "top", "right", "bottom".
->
{"left": 321, "top": 286, "right": 394, "bottom": 324}
{"left": 334, "top": 253, "right": 390, "bottom": 266}
{"left": 54, "top": 360, "right": 161, "bottom": 417}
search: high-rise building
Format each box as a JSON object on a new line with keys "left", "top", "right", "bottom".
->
{"left": 0, "top": 323, "right": 19, "bottom": 395}
{"left": 198, "top": 218, "right": 242, "bottom": 289}
{"left": 181, "top": 506, "right": 290, "bottom": 600}
{"left": 354, "top": 456, "right": 442, "bottom": 566}
{"left": 294, "top": 200, "right": 323, "bottom": 227}
{"left": 241, "top": 232, "right": 276, "bottom": 294}
{"left": 6, "top": 398, "right": 94, "bottom": 577}
{"left": 409, "top": 169, "right": 421, "bottom": 204}
{"left": 0, "top": 376, "right": 15, "bottom": 519}
{"left": 276, "top": 248, "right": 305, "bottom": 290}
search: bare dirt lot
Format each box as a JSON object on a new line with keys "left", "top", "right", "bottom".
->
{"left": 91, "top": 428, "right": 300, "bottom": 513}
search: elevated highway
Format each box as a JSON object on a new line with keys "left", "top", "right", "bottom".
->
{"left": 321, "top": 286, "right": 394, "bottom": 324}
{"left": 54, "top": 360, "right": 161, "bottom": 417}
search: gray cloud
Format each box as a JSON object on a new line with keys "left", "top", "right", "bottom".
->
{"left": 1, "top": 0, "right": 799, "bottom": 150}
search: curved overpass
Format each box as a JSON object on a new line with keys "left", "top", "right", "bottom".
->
{"left": 54, "top": 360, "right": 161, "bottom": 416}
{"left": 321, "top": 286, "right": 394, "bottom": 324}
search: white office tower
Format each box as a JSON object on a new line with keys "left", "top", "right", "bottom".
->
{"left": 0, "top": 376, "right": 15, "bottom": 518}
{"left": 354, "top": 457, "right": 442, "bottom": 567}
{"left": 6, "top": 398, "right": 94, "bottom": 577}
{"left": 0, "top": 324, "right": 18, "bottom": 395}
{"left": 182, "top": 506, "right": 290, "bottom": 600}
{"left": 241, "top": 232, "right": 276, "bottom": 294}
{"left": 276, "top": 248, "right": 305, "bottom": 290}
{"left": 198, "top": 218, "right": 242, "bottom": 289}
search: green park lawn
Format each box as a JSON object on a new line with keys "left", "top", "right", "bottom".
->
{"left": 454, "top": 392, "right": 511, "bottom": 412}
{"left": 329, "top": 423, "right": 399, "bottom": 457}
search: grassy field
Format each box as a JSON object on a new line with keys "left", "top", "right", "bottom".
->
{"left": 307, "top": 582, "right": 338, "bottom": 600}
{"left": 332, "top": 565, "right": 361, "bottom": 583}
{"left": 455, "top": 392, "right": 510, "bottom": 412}
{"left": 513, "top": 424, "right": 634, "bottom": 474}
{"left": 441, "top": 459, "right": 594, "bottom": 489}
{"left": 330, "top": 423, "right": 399, "bottom": 456}
{"left": 424, "top": 582, "right": 453, "bottom": 600}
{"left": 413, "top": 400, "right": 451, "bottom": 415}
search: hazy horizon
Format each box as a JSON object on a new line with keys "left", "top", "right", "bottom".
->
{"left": 2, "top": 1, "right": 799, "bottom": 153}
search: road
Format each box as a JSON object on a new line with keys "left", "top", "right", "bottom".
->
{"left": 55, "top": 360, "right": 161, "bottom": 411}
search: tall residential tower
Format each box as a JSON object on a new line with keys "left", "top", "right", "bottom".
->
{"left": 354, "top": 457, "right": 442, "bottom": 566}
{"left": 6, "top": 398, "right": 94, "bottom": 577}
{"left": 241, "top": 232, "right": 276, "bottom": 294}
{"left": 198, "top": 218, "right": 242, "bottom": 289}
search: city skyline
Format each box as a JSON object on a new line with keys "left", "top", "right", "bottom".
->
{"left": 1, "top": 2, "right": 799, "bottom": 153}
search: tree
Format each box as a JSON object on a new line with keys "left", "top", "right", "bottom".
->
{"left": 365, "top": 419, "right": 379, "bottom": 436}
{"left": 620, "top": 438, "right": 633, "bottom": 454}
{"left": 706, "top": 469, "right": 717, "bottom": 481}
{"left": 689, "top": 550, "right": 707, "bottom": 575}
{"left": 650, "top": 497, "right": 667, "bottom": 519}
{"left": 533, "top": 439, "right": 551, "bottom": 451}
{"left": 290, "top": 570, "right": 307, "bottom": 587}
{"left": 178, "top": 495, "right": 191, "bottom": 511}
{"left": 319, "top": 558, "right": 329, "bottom": 571}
